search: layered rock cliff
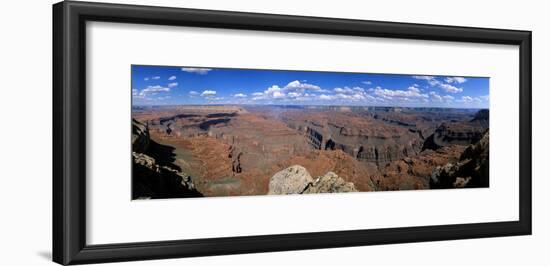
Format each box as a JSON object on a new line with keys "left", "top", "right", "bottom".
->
{"left": 281, "top": 111, "right": 423, "bottom": 166}
{"left": 267, "top": 165, "right": 357, "bottom": 195}
{"left": 422, "top": 109, "right": 489, "bottom": 151}
{"left": 430, "top": 131, "right": 489, "bottom": 189}
{"left": 132, "top": 119, "right": 203, "bottom": 199}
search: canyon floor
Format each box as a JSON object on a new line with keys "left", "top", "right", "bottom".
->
{"left": 131, "top": 105, "right": 489, "bottom": 199}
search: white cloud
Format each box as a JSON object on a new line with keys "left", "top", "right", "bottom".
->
{"left": 251, "top": 80, "right": 328, "bottom": 101}
{"left": 412, "top": 76, "right": 434, "bottom": 80}
{"left": 168, "top": 75, "right": 177, "bottom": 81}
{"left": 181, "top": 67, "right": 212, "bottom": 74}
{"left": 135, "top": 85, "right": 171, "bottom": 99}
{"left": 373, "top": 85, "right": 428, "bottom": 100}
{"left": 429, "top": 91, "right": 442, "bottom": 102}
{"left": 445, "top": 77, "right": 467, "bottom": 84}
{"left": 443, "top": 95, "right": 455, "bottom": 101}
{"left": 200, "top": 90, "right": 217, "bottom": 97}
{"left": 250, "top": 80, "right": 329, "bottom": 101}
{"left": 152, "top": 76, "right": 160, "bottom": 80}
{"left": 167, "top": 82, "right": 178, "bottom": 88}
{"left": 272, "top": 91, "right": 285, "bottom": 98}
{"left": 439, "top": 83, "right": 463, "bottom": 93}
{"left": 313, "top": 86, "right": 374, "bottom": 102}
{"left": 198, "top": 90, "right": 224, "bottom": 101}
{"left": 334, "top": 87, "right": 365, "bottom": 94}
{"left": 284, "top": 80, "right": 325, "bottom": 92}
{"left": 460, "top": 96, "right": 482, "bottom": 103}
{"left": 233, "top": 93, "right": 247, "bottom": 98}
{"left": 319, "top": 94, "right": 334, "bottom": 100}
{"left": 429, "top": 91, "right": 455, "bottom": 103}
{"left": 327, "top": 86, "right": 373, "bottom": 102}
{"left": 413, "top": 75, "right": 440, "bottom": 87}
{"left": 189, "top": 91, "right": 199, "bottom": 95}
{"left": 413, "top": 75, "right": 463, "bottom": 93}
{"left": 287, "top": 92, "right": 301, "bottom": 98}
{"left": 461, "top": 96, "right": 474, "bottom": 103}
{"left": 141, "top": 85, "right": 170, "bottom": 94}
{"left": 362, "top": 81, "right": 372, "bottom": 85}
{"left": 144, "top": 77, "right": 149, "bottom": 81}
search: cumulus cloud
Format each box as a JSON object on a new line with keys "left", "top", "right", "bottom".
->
{"left": 168, "top": 76, "right": 177, "bottom": 81}
{"left": 412, "top": 76, "right": 434, "bottom": 80}
{"left": 328, "top": 87, "right": 373, "bottom": 101}
{"left": 362, "top": 81, "right": 372, "bottom": 85}
{"left": 134, "top": 85, "right": 171, "bottom": 99}
{"left": 233, "top": 93, "right": 247, "bottom": 98}
{"left": 413, "top": 75, "right": 463, "bottom": 93}
{"left": 460, "top": 96, "right": 482, "bottom": 103}
{"left": 412, "top": 75, "right": 438, "bottom": 86}
{"left": 167, "top": 82, "right": 178, "bottom": 88}
{"left": 144, "top": 77, "right": 149, "bottom": 81}
{"left": 319, "top": 94, "right": 334, "bottom": 100}
{"left": 200, "top": 90, "right": 217, "bottom": 97}
{"left": 443, "top": 95, "right": 455, "bottom": 101}
{"left": 445, "top": 77, "right": 467, "bottom": 84}
{"left": 141, "top": 85, "right": 170, "bottom": 94}
{"left": 287, "top": 92, "right": 301, "bottom": 98}
{"left": 373, "top": 85, "right": 428, "bottom": 100}
{"left": 181, "top": 67, "right": 212, "bottom": 74}
{"left": 284, "top": 80, "right": 326, "bottom": 93}
{"left": 198, "top": 90, "right": 223, "bottom": 101}
{"left": 251, "top": 80, "right": 325, "bottom": 101}
{"left": 312, "top": 86, "right": 375, "bottom": 102}
{"left": 439, "top": 83, "right": 463, "bottom": 93}
{"left": 429, "top": 91, "right": 443, "bottom": 102}
{"left": 189, "top": 91, "right": 199, "bottom": 95}
{"left": 429, "top": 91, "right": 455, "bottom": 103}
{"left": 152, "top": 76, "right": 160, "bottom": 80}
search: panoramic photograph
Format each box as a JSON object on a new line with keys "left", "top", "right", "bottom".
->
{"left": 131, "top": 65, "right": 490, "bottom": 199}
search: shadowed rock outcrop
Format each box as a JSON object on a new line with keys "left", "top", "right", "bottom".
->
{"left": 132, "top": 119, "right": 203, "bottom": 199}
{"left": 132, "top": 118, "right": 150, "bottom": 153}
{"left": 430, "top": 131, "right": 489, "bottom": 189}
{"left": 268, "top": 165, "right": 357, "bottom": 195}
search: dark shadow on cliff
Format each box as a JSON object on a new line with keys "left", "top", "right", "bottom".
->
{"left": 132, "top": 119, "right": 203, "bottom": 199}
{"left": 430, "top": 130, "right": 489, "bottom": 189}
{"left": 146, "top": 139, "right": 182, "bottom": 172}
{"left": 132, "top": 157, "right": 203, "bottom": 199}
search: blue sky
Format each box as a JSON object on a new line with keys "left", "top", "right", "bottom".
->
{"left": 132, "top": 65, "right": 489, "bottom": 108}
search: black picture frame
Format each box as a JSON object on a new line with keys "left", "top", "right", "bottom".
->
{"left": 53, "top": 1, "right": 532, "bottom": 265}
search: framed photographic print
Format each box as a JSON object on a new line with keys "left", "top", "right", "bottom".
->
{"left": 53, "top": 1, "right": 532, "bottom": 265}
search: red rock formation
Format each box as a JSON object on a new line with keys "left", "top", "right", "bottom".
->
{"left": 132, "top": 105, "right": 488, "bottom": 197}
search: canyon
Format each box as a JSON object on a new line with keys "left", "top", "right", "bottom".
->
{"left": 132, "top": 105, "right": 489, "bottom": 199}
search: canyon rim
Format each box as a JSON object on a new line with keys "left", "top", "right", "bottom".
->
{"left": 131, "top": 65, "right": 490, "bottom": 199}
